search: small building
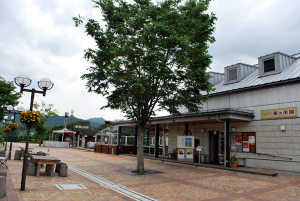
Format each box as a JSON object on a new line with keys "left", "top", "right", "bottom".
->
{"left": 94, "top": 127, "right": 135, "bottom": 154}
{"left": 76, "top": 129, "right": 99, "bottom": 148}
{"left": 103, "top": 51, "right": 300, "bottom": 173}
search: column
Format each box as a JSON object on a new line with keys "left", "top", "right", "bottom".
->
{"left": 155, "top": 124, "right": 159, "bottom": 158}
{"left": 163, "top": 126, "right": 166, "bottom": 157}
{"left": 226, "top": 119, "right": 230, "bottom": 167}
{"left": 116, "top": 127, "right": 121, "bottom": 155}
{"left": 185, "top": 123, "right": 189, "bottom": 135}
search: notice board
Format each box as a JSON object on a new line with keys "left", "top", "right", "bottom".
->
{"left": 177, "top": 136, "right": 194, "bottom": 148}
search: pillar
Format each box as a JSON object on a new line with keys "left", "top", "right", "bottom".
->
{"left": 226, "top": 119, "right": 230, "bottom": 167}
{"left": 155, "top": 124, "right": 159, "bottom": 158}
{"left": 116, "top": 127, "right": 121, "bottom": 155}
{"left": 185, "top": 123, "right": 189, "bottom": 135}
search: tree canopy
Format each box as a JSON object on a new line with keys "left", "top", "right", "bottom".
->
{"left": 0, "top": 76, "right": 21, "bottom": 120}
{"left": 74, "top": 0, "right": 216, "bottom": 173}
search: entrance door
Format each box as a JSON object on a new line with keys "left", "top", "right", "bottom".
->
{"left": 209, "top": 131, "right": 219, "bottom": 163}
{"left": 209, "top": 131, "right": 225, "bottom": 164}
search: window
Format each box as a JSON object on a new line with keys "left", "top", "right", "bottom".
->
{"left": 228, "top": 68, "right": 237, "bottom": 81}
{"left": 263, "top": 58, "right": 275, "bottom": 73}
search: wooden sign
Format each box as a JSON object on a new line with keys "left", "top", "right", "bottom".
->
{"left": 261, "top": 107, "right": 297, "bottom": 119}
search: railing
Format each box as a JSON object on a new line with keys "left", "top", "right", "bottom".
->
{"left": 43, "top": 141, "right": 69, "bottom": 148}
{"left": 255, "top": 152, "right": 292, "bottom": 160}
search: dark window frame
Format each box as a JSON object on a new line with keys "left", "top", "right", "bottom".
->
{"left": 263, "top": 58, "right": 275, "bottom": 73}
{"left": 228, "top": 68, "right": 238, "bottom": 82}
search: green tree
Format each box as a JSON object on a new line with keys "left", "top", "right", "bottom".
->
{"left": 33, "top": 101, "right": 58, "bottom": 146}
{"left": 74, "top": 0, "right": 216, "bottom": 173}
{"left": 0, "top": 76, "right": 22, "bottom": 119}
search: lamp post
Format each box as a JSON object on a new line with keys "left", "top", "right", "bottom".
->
{"left": 14, "top": 75, "right": 54, "bottom": 191}
{"left": 2, "top": 116, "right": 12, "bottom": 152}
{"left": 6, "top": 105, "right": 25, "bottom": 160}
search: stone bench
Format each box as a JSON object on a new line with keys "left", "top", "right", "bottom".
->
{"left": 26, "top": 162, "right": 37, "bottom": 176}
{"left": 55, "top": 162, "right": 68, "bottom": 177}
{"left": 14, "top": 150, "right": 21, "bottom": 160}
{"left": 0, "top": 172, "right": 7, "bottom": 198}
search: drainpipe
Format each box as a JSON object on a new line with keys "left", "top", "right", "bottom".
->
{"left": 216, "top": 115, "right": 227, "bottom": 167}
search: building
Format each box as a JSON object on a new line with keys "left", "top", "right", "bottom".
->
{"left": 103, "top": 51, "right": 300, "bottom": 173}
{"left": 76, "top": 128, "right": 99, "bottom": 148}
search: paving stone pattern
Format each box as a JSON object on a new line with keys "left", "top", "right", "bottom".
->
{"left": 1, "top": 143, "right": 300, "bottom": 201}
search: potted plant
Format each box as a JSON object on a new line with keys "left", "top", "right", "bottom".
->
{"left": 229, "top": 154, "right": 238, "bottom": 168}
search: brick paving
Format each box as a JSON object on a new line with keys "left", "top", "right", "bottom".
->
{"left": 1, "top": 143, "right": 300, "bottom": 201}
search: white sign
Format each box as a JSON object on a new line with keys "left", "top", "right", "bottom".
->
{"left": 177, "top": 136, "right": 194, "bottom": 148}
{"left": 74, "top": 125, "right": 89, "bottom": 129}
{"left": 186, "top": 149, "right": 193, "bottom": 159}
{"left": 196, "top": 146, "right": 202, "bottom": 151}
{"left": 178, "top": 149, "right": 185, "bottom": 160}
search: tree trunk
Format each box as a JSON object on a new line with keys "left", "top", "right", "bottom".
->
{"left": 136, "top": 125, "right": 145, "bottom": 174}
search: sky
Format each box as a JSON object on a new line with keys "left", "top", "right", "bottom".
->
{"left": 1, "top": 0, "right": 300, "bottom": 121}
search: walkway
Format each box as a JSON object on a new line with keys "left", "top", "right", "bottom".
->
{"left": 1, "top": 143, "right": 300, "bottom": 200}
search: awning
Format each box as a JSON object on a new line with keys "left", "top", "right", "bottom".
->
{"left": 107, "top": 108, "right": 255, "bottom": 127}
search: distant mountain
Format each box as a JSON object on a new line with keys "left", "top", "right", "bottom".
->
{"left": 88, "top": 117, "right": 105, "bottom": 128}
{"left": 45, "top": 115, "right": 105, "bottom": 128}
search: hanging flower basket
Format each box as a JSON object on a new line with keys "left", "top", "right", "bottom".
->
{"left": 8, "top": 123, "right": 19, "bottom": 131}
{"left": 19, "top": 111, "right": 41, "bottom": 127}
{"left": 3, "top": 127, "right": 10, "bottom": 132}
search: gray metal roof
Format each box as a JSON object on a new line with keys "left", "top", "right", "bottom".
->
{"left": 107, "top": 108, "right": 255, "bottom": 126}
{"left": 209, "top": 57, "right": 300, "bottom": 95}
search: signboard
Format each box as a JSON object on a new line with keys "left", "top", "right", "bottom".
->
{"left": 196, "top": 146, "right": 202, "bottom": 151}
{"left": 177, "top": 136, "right": 194, "bottom": 148}
{"left": 261, "top": 107, "right": 297, "bottom": 119}
{"left": 74, "top": 125, "right": 89, "bottom": 129}
{"left": 186, "top": 149, "right": 193, "bottom": 159}
{"left": 177, "top": 149, "right": 185, "bottom": 160}
{"left": 243, "top": 133, "right": 256, "bottom": 153}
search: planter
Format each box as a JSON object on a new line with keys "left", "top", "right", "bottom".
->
{"left": 230, "top": 161, "right": 238, "bottom": 168}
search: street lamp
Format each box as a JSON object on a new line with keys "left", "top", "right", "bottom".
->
{"left": 14, "top": 75, "right": 54, "bottom": 191}
{"left": 6, "top": 105, "right": 25, "bottom": 160}
{"left": 2, "top": 116, "right": 12, "bottom": 151}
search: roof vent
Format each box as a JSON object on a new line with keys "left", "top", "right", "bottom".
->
{"left": 224, "top": 63, "right": 258, "bottom": 84}
{"left": 258, "top": 52, "right": 296, "bottom": 77}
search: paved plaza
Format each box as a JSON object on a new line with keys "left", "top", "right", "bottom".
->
{"left": 1, "top": 143, "right": 300, "bottom": 201}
